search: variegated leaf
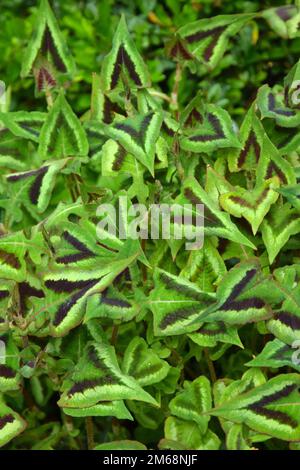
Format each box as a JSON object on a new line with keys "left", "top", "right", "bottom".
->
{"left": 39, "top": 93, "right": 89, "bottom": 159}
{"left": 261, "top": 203, "right": 300, "bottom": 264}
{"left": 177, "top": 14, "right": 254, "bottom": 69}
{"left": 219, "top": 177, "right": 280, "bottom": 235}
{"left": 101, "top": 15, "right": 151, "bottom": 92}
{"left": 262, "top": 5, "right": 300, "bottom": 39}
{"left": 178, "top": 177, "right": 255, "bottom": 248}
{"left": 63, "top": 400, "right": 133, "bottom": 420}
{"left": 210, "top": 374, "right": 300, "bottom": 441}
{"left": 58, "top": 341, "right": 157, "bottom": 408}
{"left": 122, "top": 337, "right": 170, "bottom": 387}
{"left": 169, "top": 376, "right": 211, "bottom": 434}
{"left": 149, "top": 268, "right": 215, "bottom": 336}
{"left": 0, "top": 111, "right": 46, "bottom": 143}
{"left": 180, "top": 104, "right": 240, "bottom": 153}
{"left": 246, "top": 339, "right": 300, "bottom": 373}
{"left": 106, "top": 111, "right": 163, "bottom": 174}
{"left": 0, "top": 398, "right": 26, "bottom": 448}
{"left": 21, "top": 0, "right": 75, "bottom": 77}
{"left": 257, "top": 84, "right": 300, "bottom": 128}
{"left": 197, "top": 262, "right": 273, "bottom": 325}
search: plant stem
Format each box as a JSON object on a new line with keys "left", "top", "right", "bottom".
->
{"left": 204, "top": 348, "right": 217, "bottom": 383}
{"left": 111, "top": 324, "right": 119, "bottom": 346}
{"left": 85, "top": 417, "right": 95, "bottom": 450}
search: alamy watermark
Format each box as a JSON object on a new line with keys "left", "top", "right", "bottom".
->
{"left": 0, "top": 80, "right": 6, "bottom": 108}
{"left": 96, "top": 197, "right": 204, "bottom": 250}
{"left": 0, "top": 340, "right": 5, "bottom": 365}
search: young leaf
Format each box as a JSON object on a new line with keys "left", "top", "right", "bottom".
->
{"left": 219, "top": 177, "right": 280, "bottom": 235}
{"left": 21, "top": 0, "right": 75, "bottom": 77}
{"left": 38, "top": 93, "right": 89, "bottom": 159}
{"left": 169, "top": 376, "right": 211, "bottom": 434}
{"left": 106, "top": 111, "right": 163, "bottom": 175}
{"left": 122, "top": 337, "right": 170, "bottom": 387}
{"left": 101, "top": 15, "right": 151, "bottom": 92}
{"left": 180, "top": 104, "right": 241, "bottom": 153}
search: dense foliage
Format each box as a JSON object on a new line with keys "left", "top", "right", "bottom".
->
{"left": 1, "top": 0, "right": 300, "bottom": 450}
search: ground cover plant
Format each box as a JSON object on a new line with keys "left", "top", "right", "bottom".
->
{"left": 1, "top": 0, "right": 300, "bottom": 451}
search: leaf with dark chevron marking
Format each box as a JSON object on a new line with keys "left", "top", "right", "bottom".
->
{"left": 228, "top": 104, "right": 265, "bottom": 172}
{"left": 21, "top": 0, "right": 75, "bottom": 77}
{"left": 169, "top": 376, "right": 211, "bottom": 434}
{"left": 210, "top": 374, "right": 300, "bottom": 441}
{"left": 0, "top": 399, "right": 26, "bottom": 448}
{"left": 267, "top": 284, "right": 300, "bottom": 346}
{"left": 6, "top": 160, "right": 65, "bottom": 218}
{"left": 0, "top": 334, "right": 21, "bottom": 392}
{"left": 58, "top": 341, "right": 157, "bottom": 408}
{"left": 0, "top": 111, "right": 46, "bottom": 143}
{"left": 85, "top": 285, "right": 139, "bottom": 322}
{"left": 177, "top": 14, "right": 254, "bottom": 68}
{"left": 122, "top": 337, "right": 170, "bottom": 387}
{"left": 39, "top": 93, "right": 89, "bottom": 159}
{"left": 180, "top": 104, "right": 240, "bottom": 153}
{"left": 107, "top": 111, "right": 163, "bottom": 174}
{"left": 149, "top": 268, "right": 216, "bottom": 336}
{"left": 261, "top": 203, "right": 300, "bottom": 264}
{"left": 188, "top": 322, "right": 243, "bottom": 348}
{"left": 246, "top": 339, "right": 300, "bottom": 373}
{"left": 257, "top": 84, "right": 300, "bottom": 128}
{"left": 101, "top": 15, "right": 151, "bottom": 92}
{"left": 196, "top": 262, "right": 273, "bottom": 325}
{"left": 219, "top": 177, "right": 281, "bottom": 235}
{"left": 263, "top": 5, "right": 300, "bottom": 39}
{"left": 177, "top": 177, "right": 255, "bottom": 248}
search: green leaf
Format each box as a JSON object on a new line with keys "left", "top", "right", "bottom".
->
{"left": 262, "top": 5, "right": 300, "bottom": 39}
{"left": 197, "top": 261, "right": 273, "bottom": 325}
{"left": 38, "top": 93, "right": 89, "bottom": 159}
{"left": 0, "top": 398, "right": 26, "bottom": 448}
{"left": 106, "top": 111, "right": 163, "bottom": 175}
{"left": 58, "top": 341, "right": 157, "bottom": 408}
{"left": 246, "top": 339, "right": 300, "bottom": 373}
{"left": 177, "top": 14, "right": 254, "bottom": 69}
{"left": 180, "top": 104, "right": 240, "bottom": 153}
{"left": 219, "top": 177, "right": 280, "bottom": 235}
{"left": 179, "top": 177, "right": 256, "bottom": 248}
{"left": 21, "top": 0, "right": 75, "bottom": 77}
{"left": 150, "top": 268, "right": 215, "bottom": 336}
{"left": 257, "top": 84, "right": 300, "bottom": 128}
{"left": 0, "top": 111, "right": 46, "bottom": 143}
{"left": 169, "top": 376, "right": 211, "bottom": 434}
{"left": 122, "top": 337, "right": 170, "bottom": 386}
{"left": 163, "top": 417, "right": 220, "bottom": 450}
{"left": 101, "top": 15, "right": 151, "bottom": 92}
{"left": 210, "top": 374, "right": 300, "bottom": 442}
{"left": 261, "top": 204, "right": 300, "bottom": 264}
{"left": 188, "top": 322, "right": 243, "bottom": 348}
{"left": 6, "top": 160, "right": 66, "bottom": 218}
{"left": 63, "top": 400, "right": 133, "bottom": 420}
